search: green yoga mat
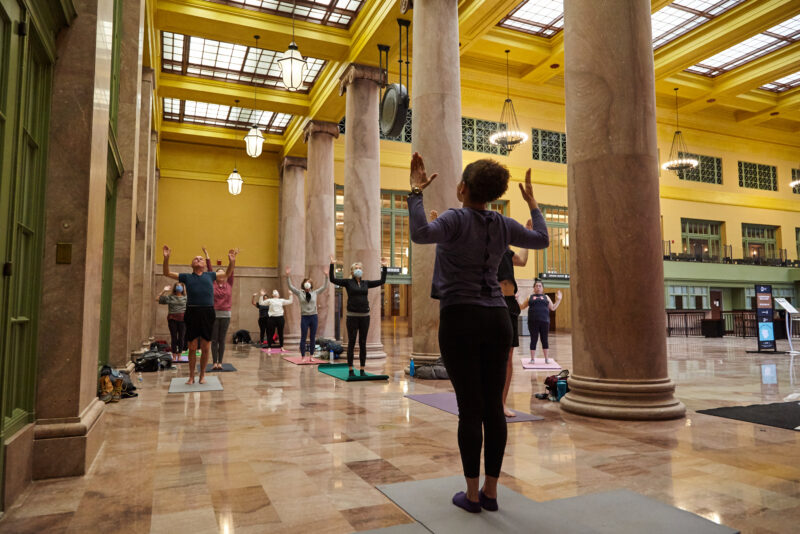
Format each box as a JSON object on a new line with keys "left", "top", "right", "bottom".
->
{"left": 317, "top": 363, "right": 389, "bottom": 382}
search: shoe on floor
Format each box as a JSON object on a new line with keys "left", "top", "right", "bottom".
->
{"left": 452, "top": 492, "right": 481, "bottom": 513}
{"left": 478, "top": 490, "right": 498, "bottom": 511}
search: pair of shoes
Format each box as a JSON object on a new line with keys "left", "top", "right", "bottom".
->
{"left": 98, "top": 375, "right": 113, "bottom": 403}
{"left": 452, "top": 492, "right": 481, "bottom": 513}
{"left": 478, "top": 490, "right": 498, "bottom": 511}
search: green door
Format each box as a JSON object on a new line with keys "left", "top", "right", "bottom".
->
{"left": 0, "top": 0, "right": 53, "bottom": 511}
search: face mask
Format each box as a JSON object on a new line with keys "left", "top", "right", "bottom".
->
{"left": 353, "top": 269, "right": 363, "bottom": 278}
{"left": 176, "top": 286, "right": 183, "bottom": 293}
{"left": 272, "top": 291, "right": 279, "bottom": 298}
{"left": 303, "top": 282, "right": 311, "bottom": 290}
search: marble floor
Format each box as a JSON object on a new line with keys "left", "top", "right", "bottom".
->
{"left": 2, "top": 321, "right": 799, "bottom": 533}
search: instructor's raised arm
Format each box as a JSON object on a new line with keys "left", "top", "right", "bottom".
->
{"left": 162, "top": 245, "right": 179, "bottom": 280}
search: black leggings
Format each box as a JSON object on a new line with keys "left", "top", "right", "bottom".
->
{"left": 439, "top": 305, "right": 511, "bottom": 479}
{"left": 268, "top": 316, "right": 285, "bottom": 347}
{"left": 258, "top": 316, "right": 268, "bottom": 343}
{"left": 167, "top": 318, "right": 187, "bottom": 354}
{"left": 529, "top": 320, "right": 549, "bottom": 349}
{"left": 346, "top": 315, "right": 370, "bottom": 368}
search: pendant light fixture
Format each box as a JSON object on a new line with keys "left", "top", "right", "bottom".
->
{"left": 230, "top": 99, "right": 245, "bottom": 195}
{"left": 489, "top": 50, "right": 528, "bottom": 152}
{"left": 278, "top": 0, "right": 307, "bottom": 92}
{"left": 244, "top": 36, "right": 264, "bottom": 158}
{"left": 662, "top": 88, "right": 698, "bottom": 172}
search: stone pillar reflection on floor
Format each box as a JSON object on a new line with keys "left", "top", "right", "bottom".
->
{"left": 340, "top": 64, "right": 386, "bottom": 359}
{"left": 303, "top": 120, "right": 340, "bottom": 339}
{"left": 560, "top": 0, "right": 685, "bottom": 420}
{"left": 34, "top": 0, "right": 114, "bottom": 479}
{"left": 410, "top": 0, "right": 463, "bottom": 364}
{"left": 279, "top": 157, "right": 307, "bottom": 347}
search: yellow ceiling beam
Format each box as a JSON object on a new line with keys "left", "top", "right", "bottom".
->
{"left": 346, "top": 0, "right": 400, "bottom": 63}
{"left": 654, "top": 0, "right": 800, "bottom": 80}
{"left": 157, "top": 72, "right": 311, "bottom": 115}
{"left": 736, "top": 88, "right": 800, "bottom": 125}
{"left": 680, "top": 40, "right": 800, "bottom": 114}
{"left": 458, "top": 0, "right": 522, "bottom": 56}
{"left": 159, "top": 121, "right": 284, "bottom": 151}
{"left": 155, "top": 0, "right": 351, "bottom": 61}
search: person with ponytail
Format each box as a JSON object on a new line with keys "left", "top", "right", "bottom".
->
{"left": 286, "top": 267, "right": 329, "bottom": 362}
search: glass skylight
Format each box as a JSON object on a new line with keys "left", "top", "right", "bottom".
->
{"left": 202, "top": 0, "right": 364, "bottom": 29}
{"left": 651, "top": 0, "right": 747, "bottom": 49}
{"left": 498, "top": 0, "right": 564, "bottom": 38}
{"left": 687, "top": 14, "right": 800, "bottom": 77}
{"left": 161, "top": 32, "right": 325, "bottom": 93}
{"left": 162, "top": 98, "right": 293, "bottom": 134}
{"left": 760, "top": 70, "right": 800, "bottom": 93}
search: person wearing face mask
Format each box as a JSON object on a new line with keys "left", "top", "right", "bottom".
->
{"left": 285, "top": 266, "right": 329, "bottom": 362}
{"left": 253, "top": 288, "right": 293, "bottom": 351}
{"left": 163, "top": 245, "right": 235, "bottom": 385}
{"left": 203, "top": 247, "right": 238, "bottom": 370}
{"left": 329, "top": 256, "right": 387, "bottom": 377}
{"left": 158, "top": 282, "right": 188, "bottom": 361}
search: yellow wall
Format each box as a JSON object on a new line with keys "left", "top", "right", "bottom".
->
{"left": 156, "top": 141, "right": 282, "bottom": 267}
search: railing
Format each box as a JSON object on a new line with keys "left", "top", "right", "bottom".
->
{"left": 722, "top": 310, "right": 756, "bottom": 337}
{"left": 666, "top": 311, "right": 707, "bottom": 337}
{"left": 663, "top": 253, "right": 799, "bottom": 267}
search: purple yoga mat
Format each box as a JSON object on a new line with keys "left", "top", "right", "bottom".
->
{"left": 405, "top": 392, "right": 543, "bottom": 423}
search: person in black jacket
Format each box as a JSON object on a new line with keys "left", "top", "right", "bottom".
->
{"left": 329, "top": 255, "right": 387, "bottom": 377}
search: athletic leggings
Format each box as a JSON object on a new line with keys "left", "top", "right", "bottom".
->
{"left": 167, "top": 318, "right": 187, "bottom": 354}
{"left": 439, "top": 304, "right": 511, "bottom": 479}
{"left": 211, "top": 317, "right": 230, "bottom": 363}
{"left": 258, "top": 316, "right": 268, "bottom": 343}
{"left": 268, "top": 316, "right": 285, "bottom": 347}
{"left": 529, "top": 320, "right": 550, "bottom": 350}
{"left": 300, "top": 314, "right": 319, "bottom": 356}
{"left": 346, "top": 315, "right": 370, "bottom": 368}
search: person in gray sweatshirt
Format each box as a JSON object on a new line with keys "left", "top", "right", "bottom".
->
{"left": 286, "top": 267, "right": 329, "bottom": 362}
{"left": 158, "top": 283, "right": 188, "bottom": 359}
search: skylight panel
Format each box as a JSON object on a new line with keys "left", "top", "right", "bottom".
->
{"left": 687, "top": 14, "right": 800, "bottom": 77}
{"left": 161, "top": 32, "right": 326, "bottom": 93}
{"left": 760, "top": 70, "right": 800, "bottom": 92}
{"left": 202, "top": 0, "right": 363, "bottom": 29}
{"left": 651, "top": 0, "right": 747, "bottom": 49}
{"left": 498, "top": 0, "right": 564, "bottom": 38}
{"left": 162, "top": 98, "right": 293, "bottom": 134}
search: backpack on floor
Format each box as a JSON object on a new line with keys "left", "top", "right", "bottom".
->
{"left": 544, "top": 369, "right": 570, "bottom": 397}
{"left": 133, "top": 350, "right": 172, "bottom": 372}
{"left": 232, "top": 329, "right": 252, "bottom": 344}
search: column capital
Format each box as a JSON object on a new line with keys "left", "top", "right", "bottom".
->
{"left": 303, "top": 120, "right": 340, "bottom": 143}
{"left": 338, "top": 63, "right": 386, "bottom": 96}
{"left": 282, "top": 156, "right": 307, "bottom": 174}
{"left": 141, "top": 67, "right": 154, "bottom": 84}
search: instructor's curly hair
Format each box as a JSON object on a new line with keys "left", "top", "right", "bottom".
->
{"left": 461, "top": 159, "right": 509, "bottom": 204}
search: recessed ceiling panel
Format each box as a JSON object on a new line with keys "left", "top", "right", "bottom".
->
{"left": 202, "top": 0, "right": 364, "bottom": 29}
{"left": 760, "top": 70, "right": 800, "bottom": 92}
{"left": 163, "top": 97, "right": 293, "bottom": 134}
{"left": 498, "top": 0, "right": 564, "bottom": 38}
{"left": 651, "top": 0, "right": 747, "bottom": 49}
{"left": 161, "top": 32, "right": 325, "bottom": 93}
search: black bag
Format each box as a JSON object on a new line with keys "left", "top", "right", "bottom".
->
{"left": 150, "top": 340, "right": 170, "bottom": 353}
{"left": 133, "top": 351, "right": 172, "bottom": 372}
{"left": 232, "top": 329, "right": 252, "bottom": 344}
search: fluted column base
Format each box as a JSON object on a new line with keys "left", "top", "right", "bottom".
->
{"left": 365, "top": 342, "right": 386, "bottom": 359}
{"left": 560, "top": 375, "right": 685, "bottom": 421}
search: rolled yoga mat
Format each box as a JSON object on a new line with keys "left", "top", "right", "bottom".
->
{"left": 405, "top": 392, "right": 543, "bottom": 423}
{"left": 283, "top": 356, "right": 326, "bottom": 365}
{"left": 318, "top": 363, "right": 389, "bottom": 381}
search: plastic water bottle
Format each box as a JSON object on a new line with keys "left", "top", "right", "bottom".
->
{"left": 410, "top": 358, "right": 415, "bottom": 377}
{"left": 137, "top": 372, "right": 143, "bottom": 384}
{"left": 556, "top": 379, "right": 567, "bottom": 401}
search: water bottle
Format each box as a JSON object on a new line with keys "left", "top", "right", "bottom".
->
{"left": 556, "top": 379, "right": 567, "bottom": 401}
{"left": 137, "top": 372, "right": 143, "bottom": 384}
{"left": 330, "top": 349, "right": 334, "bottom": 361}
{"left": 410, "top": 358, "right": 415, "bottom": 377}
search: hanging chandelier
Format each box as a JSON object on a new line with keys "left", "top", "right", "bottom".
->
{"left": 489, "top": 50, "right": 528, "bottom": 151}
{"left": 244, "top": 36, "right": 264, "bottom": 159}
{"left": 278, "top": 0, "right": 307, "bottom": 91}
{"left": 227, "top": 167, "right": 243, "bottom": 196}
{"left": 662, "top": 88, "right": 698, "bottom": 172}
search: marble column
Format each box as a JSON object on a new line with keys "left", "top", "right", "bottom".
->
{"left": 560, "top": 0, "right": 685, "bottom": 420}
{"left": 303, "top": 120, "right": 339, "bottom": 339}
{"left": 130, "top": 67, "right": 154, "bottom": 351}
{"left": 141, "top": 134, "right": 159, "bottom": 341}
{"left": 33, "top": 0, "right": 114, "bottom": 479}
{"left": 340, "top": 64, "right": 386, "bottom": 359}
{"left": 109, "top": 0, "right": 145, "bottom": 367}
{"left": 279, "top": 157, "right": 307, "bottom": 346}
{"left": 410, "top": 0, "right": 463, "bottom": 363}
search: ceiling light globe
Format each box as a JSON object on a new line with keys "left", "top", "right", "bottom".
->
{"left": 244, "top": 126, "right": 264, "bottom": 158}
{"left": 278, "top": 43, "right": 307, "bottom": 92}
{"left": 227, "top": 169, "right": 243, "bottom": 196}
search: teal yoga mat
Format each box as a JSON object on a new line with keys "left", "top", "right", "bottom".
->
{"left": 317, "top": 363, "right": 389, "bottom": 382}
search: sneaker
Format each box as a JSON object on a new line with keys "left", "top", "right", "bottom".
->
{"left": 359, "top": 369, "right": 366, "bottom": 376}
{"left": 348, "top": 369, "right": 355, "bottom": 377}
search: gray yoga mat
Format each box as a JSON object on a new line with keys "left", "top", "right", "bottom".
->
{"left": 378, "top": 476, "right": 738, "bottom": 534}
{"left": 358, "top": 523, "right": 429, "bottom": 534}
{"left": 168, "top": 376, "right": 223, "bottom": 393}
{"left": 405, "top": 393, "right": 543, "bottom": 423}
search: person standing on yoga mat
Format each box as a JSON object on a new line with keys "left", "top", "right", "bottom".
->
{"left": 286, "top": 266, "right": 329, "bottom": 362}
{"left": 163, "top": 246, "right": 235, "bottom": 384}
{"left": 329, "top": 256, "right": 387, "bottom": 377}
{"left": 157, "top": 282, "right": 187, "bottom": 361}
{"left": 252, "top": 292, "right": 269, "bottom": 344}
{"left": 407, "top": 152, "right": 548, "bottom": 514}
{"left": 498, "top": 240, "right": 530, "bottom": 418}
{"left": 254, "top": 289, "right": 293, "bottom": 351}
{"left": 520, "top": 281, "right": 562, "bottom": 364}
{"left": 204, "top": 247, "right": 237, "bottom": 370}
